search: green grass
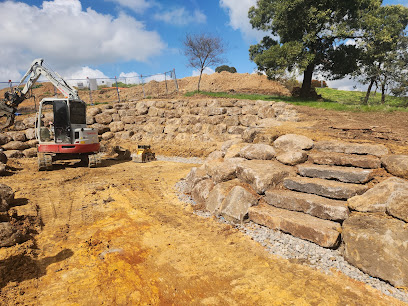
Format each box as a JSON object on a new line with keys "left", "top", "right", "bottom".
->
{"left": 185, "top": 88, "right": 408, "bottom": 112}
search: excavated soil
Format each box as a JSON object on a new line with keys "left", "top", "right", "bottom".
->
{"left": 0, "top": 159, "right": 403, "bottom": 305}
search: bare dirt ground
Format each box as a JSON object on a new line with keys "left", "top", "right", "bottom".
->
{"left": 0, "top": 158, "right": 403, "bottom": 305}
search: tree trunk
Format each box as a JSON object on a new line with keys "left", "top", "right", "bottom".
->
{"left": 300, "top": 64, "right": 314, "bottom": 98}
{"left": 381, "top": 77, "right": 387, "bottom": 104}
{"left": 363, "top": 77, "right": 376, "bottom": 105}
{"left": 197, "top": 68, "right": 204, "bottom": 92}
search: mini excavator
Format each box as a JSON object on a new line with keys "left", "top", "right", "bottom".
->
{"left": 0, "top": 58, "right": 101, "bottom": 170}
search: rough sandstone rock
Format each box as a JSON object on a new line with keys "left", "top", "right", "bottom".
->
{"left": 239, "top": 144, "right": 276, "bottom": 160}
{"left": 86, "top": 116, "right": 95, "bottom": 125}
{"left": 0, "top": 134, "right": 12, "bottom": 145}
{"left": 274, "top": 134, "right": 314, "bottom": 151}
{"left": 102, "top": 132, "right": 115, "bottom": 140}
{"left": 265, "top": 190, "right": 349, "bottom": 221}
{"left": 0, "top": 184, "right": 14, "bottom": 212}
{"left": 191, "top": 179, "right": 215, "bottom": 205}
{"left": 184, "top": 166, "right": 209, "bottom": 194}
{"left": 27, "top": 139, "right": 39, "bottom": 148}
{"left": 204, "top": 158, "right": 244, "bottom": 184}
{"left": 0, "top": 163, "right": 6, "bottom": 176}
{"left": 308, "top": 152, "right": 381, "bottom": 169}
{"left": 205, "top": 179, "right": 241, "bottom": 214}
{"left": 109, "top": 121, "right": 125, "bottom": 133}
{"left": 205, "top": 151, "right": 225, "bottom": 163}
{"left": 239, "top": 115, "right": 258, "bottom": 127}
{"left": 284, "top": 177, "right": 368, "bottom": 200}
{"left": 23, "top": 148, "right": 38, "bottom": 158}
{"left": 91, "top": 123, "right": 110, "bottom": 135}
{"left": 343, "top": 213, "right": 408, "bottom": 287}
{"left": 0, "top": 152, "right": 7, "bottom": 164}
{"left": 25, "top": 128, "right": 37, "bottom": 140}
{"left": 381, "top": 155, "right": 408, "bottom": 179}
{"left": 87, "top": 107, "right": 102, "bottom": 117}
{"left": 297, "top": 164, "right": 374, "bottom": 184}
{"left": 276, "top": 150, "right": 307, "bottom": 166}
{"left": 23, "top": 117, "right": 37, "bottom": 128}
{"left": 258, "top": 105, "right": 275, "bottom": 119}
{"left": 237, "top": 160, "right": 293, "bottom": 194}
{"left": 347, "top": 177, "right": 408, "bottom": 221}
{"left": 7, "top": 131, "right": 27, "bottom": 142}
{"left": 224, "top": 143, "right": 251, "bottom": 159}
{"left": 227, "top": 126, "right": 245, "bottom": 135}
{"left": 314, "top": 140, "right": 388, "bottom": 157}
{"left": 2, "top": 141, "right": 30, "bottom": 151}
{"left": 0, "top": 222, "right": 23, "bottom": 247}
{"left": 248, "top": 203, "right": 341, "bottom": 248}
{"left": 95, "top": 113, "right": 113, "bottom": 125}
{"left": 221, "top": 186, "right": 258, "bottom": 222}
{"left": 242, "top": 128, "right": 260, "bottom": 143}
{"left": 4, "top": 150, "right": 25, "bottom": 159}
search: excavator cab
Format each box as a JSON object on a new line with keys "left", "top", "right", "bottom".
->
{"left": 36, "top": 98, "right": 100, "bottom": 170}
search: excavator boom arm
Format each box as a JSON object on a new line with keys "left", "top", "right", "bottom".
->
{"left": 0, "top": 58, "right": 80, "bottom": 129}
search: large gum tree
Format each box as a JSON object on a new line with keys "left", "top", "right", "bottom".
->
{"left": 248, "top": 0, "right": 380, "bottom": 98}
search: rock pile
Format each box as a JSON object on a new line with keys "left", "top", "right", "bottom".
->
{"left": 184, "top": 134, "right": 408, "bottom": 287}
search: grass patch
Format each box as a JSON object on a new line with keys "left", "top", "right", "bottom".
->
{"left": 185, "top": 89, "right": 408, "bottom": 112}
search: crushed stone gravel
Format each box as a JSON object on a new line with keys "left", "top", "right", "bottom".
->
{"left": 175, "top": 178, "right": 408, "bottom": 304}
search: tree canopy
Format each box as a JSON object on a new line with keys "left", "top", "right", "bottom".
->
{"left": 248, "top": 0, "right": 381, "bottom": 97}
{"left": 215, "top": 65, "right": 237, "bottom": 73}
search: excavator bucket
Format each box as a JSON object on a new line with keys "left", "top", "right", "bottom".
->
{"left": 113, "top": 146, "right": 131, "bottom": 161}
{"left": 132, "top": 145, "right": 156, "bottom": 163}
{"left": 0, "top": 100, "right": 15, "bottom": 130}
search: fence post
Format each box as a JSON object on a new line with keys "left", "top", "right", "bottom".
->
{"left": 87, "top": 77, "right": 93, "bottom": 105}
{"left": 172, "top": 69, "right": 179, "bottom": 92}
{"left": 115, "top": 76, "right": 120, "bottom": 103}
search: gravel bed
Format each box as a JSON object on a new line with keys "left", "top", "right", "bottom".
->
{"left": 174, "top": 179, "right": 408, "bottom": 304}
{"left": 156, "top": 155, "right": 204, "bottom": 164}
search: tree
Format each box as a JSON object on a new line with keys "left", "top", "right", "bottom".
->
{"left": 215, "top": 65, "right": 237, "bottom": 73}
{"left": 248, "top": 0, "right": 379, "bottom": 98}
{"left": 353, "top": 5, "right": 408, "bottom": 104}
{"left": 183, "top": 33, "right": 225, "bottom": 92}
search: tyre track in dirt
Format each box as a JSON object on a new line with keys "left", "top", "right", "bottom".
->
{"left": 0, "top": 159, "right": 404, "bottom": 305}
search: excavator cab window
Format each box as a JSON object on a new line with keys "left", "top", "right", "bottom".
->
{"left": 69, "top": 101, "right": 86, "bottom": 125}
{"left": 53, "top": 100, "right": 71, "bottom": 143}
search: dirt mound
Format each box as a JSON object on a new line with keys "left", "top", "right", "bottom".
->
{"left": 178, "top": 71, "right": 290, "bottom": 96}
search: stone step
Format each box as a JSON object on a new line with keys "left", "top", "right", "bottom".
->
{"left": 314, "top": 140, "right": 388, "bottom": 157}
{"left": 248, "top": 203, "right": 341, "bottom": 248}
{"left": 283, "top": 177, "right": 368, "bottom": 200}
{"left": 265, "top": 190, "right": 349, "bottom": 221}
{"left": 297, "top": 164, "right": 374, "bottom": 184}
{"left": 308, "top": 152, "right": 381, "bottom": 169}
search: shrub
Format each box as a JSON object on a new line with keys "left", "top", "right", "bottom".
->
{"left": 215, "top": 65, "right": 237, "bottom": 73}
{"left": 311, "top": 79, "right": 328, "bottom": 88}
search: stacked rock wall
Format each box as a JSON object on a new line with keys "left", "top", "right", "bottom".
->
{"left": 184, "top": 134, "right": 408, "bottom": 287}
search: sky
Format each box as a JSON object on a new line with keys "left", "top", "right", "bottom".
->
{"left": 0, "top": 0, "right": 407, "bottom": 90}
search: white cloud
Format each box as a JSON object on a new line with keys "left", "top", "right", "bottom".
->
{"left": 219, "top": 0, "right": 267, "bottom": 42}
{"left": 119, "top": 71, "right": 142, "bottom": 84}
{"left": 0, "top": 0, "right": 166, "bottom": 82}
{"left": 192, "top": 67, "right": 215, "bottom": 77}
{"left": 154, "top": 8, "right": 206, "bottom": 26}
{"left": 105, "top": 0, "right": 152, "bottom": 13}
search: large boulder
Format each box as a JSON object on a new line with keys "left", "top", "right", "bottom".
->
{"left": 95, "top": 113, "right": 113, "bottom": 125}
{"left": 25, "top": 128, "right": 37, "bottom": 140}
{"left": 191, "top": 179, "right": 215, "bottom": 205}
{"left": 343, "top": 213, "right": 408, "bottom": 287}
{"left": 276, "top": 150, "right": 307, "bottom": 166}
{"left": 239, "top": 144, "right": 276, "bottom": 160}
{"left": 274, "top": 134, "right": 314, "bottom": 151}
{"left": 221, "top": 139, "right": 243, "bottom": 152}
{"left": 184, "top": 166, "right": 209, "bottom": 194}
{"left": 0, "top": 152, "right": 7, "bottom": 164}
{"left": 4, "top": 150, "right": 25, "bottom": 159}
{"left": 237, "top": 160, "right": 293, "bottom": 194}
{"left": 204, "top": 150, "right": 224, "bottom": 163}
{"left": 109, "top": 121, "right": 125, "bottom": 133}
{"left": 0, "top": 222, "right": 23, "bottom": 247}
{"left": 102, "top": 132, "right": 115, "bottom": 140}
{"left": 0, "top": 184, "right": 14, "bottom": 212}
{"left": 2, "top": 141, "right": 30, "bottom": 151}
{"left": 348, "top": 177, "right": 408, "bottom": 221}
{"left": 205, "top": 179, "right": 241, "bottom": 214}
{"left": 204, "top": 158, "right": 244, "bottom": 184}
{"left": 249, "top": 203, "right": 341, "bottom": 248}
{"left": 7, "top": 131, "right": 26, "bottom": 142}
{"left": 23, "top": 148, "right": 38, "bottom": 158}
{"left": 381, "top": 155, "right": 408, "bottom": 179}
{"left": 91, "top": 123, "right": 110, "bottom": 135}
{"left": 224, "top": 143, "right": 250, "bottom": 159}
{"left": 0, "top": 134, "right": 12, "bottom": 145}
{"left": 314, "top": 140, "right": 388, "bottom": 157}
{"left": 87, "top": 107, "right": 102, "bottom": 117}
{"left": 220, "top": 186, "right": 258, "bottom": 222}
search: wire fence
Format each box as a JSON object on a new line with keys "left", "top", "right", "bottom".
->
{"left": 1, "top": 69, "right": 179, "bottom": 107}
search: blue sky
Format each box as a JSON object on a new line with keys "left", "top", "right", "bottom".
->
{"left": 0, "top": 0, "right": 406, "bottom": 90}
